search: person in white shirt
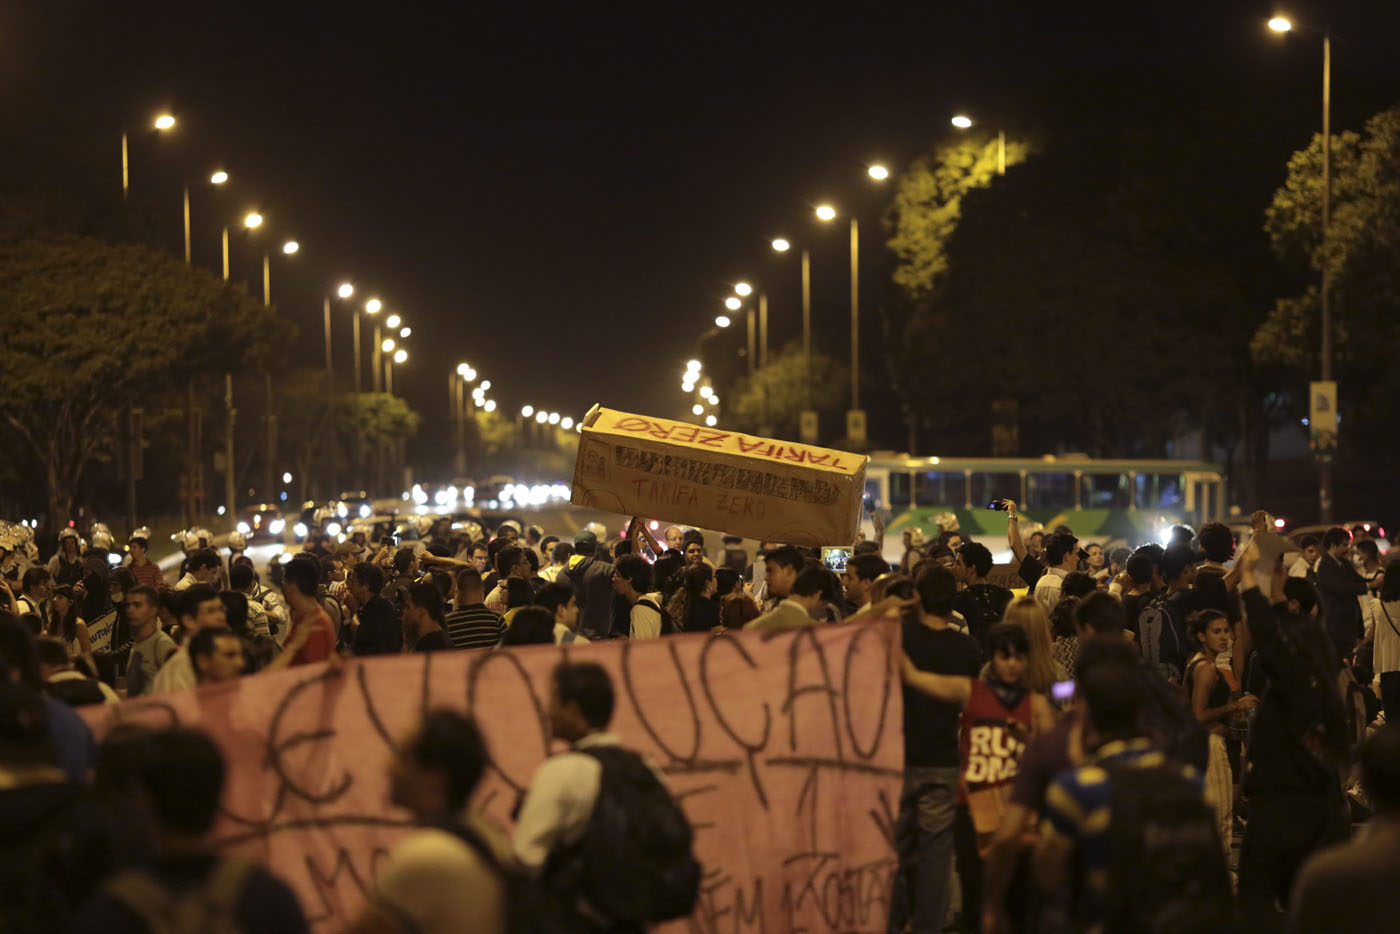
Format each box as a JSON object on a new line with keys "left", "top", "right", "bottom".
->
{"left": 1033, "top": 531, "right": 1080, "bottom": 615}
{"left": 150, "top": 584, "right": 226, "bottom": 695}
{"left": 537, "top": 582, "right": 591, "bottom": 645}
{"left": 538, "top": 541, "right": 572, "bottom": 584}
{"left": 172, "top": 549, "right": 222, "bottom": 592}
{"left": 1289, "top": 536, "right": 1321, "bottom": 579}
{"left": 613, "top": 555, "right": 665, "bottom": 638}
{"left": 350, "top": 711, "right": 506, "bottom": 934}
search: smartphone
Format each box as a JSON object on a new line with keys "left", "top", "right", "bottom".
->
{"left": 1052, "top": 680, "right": 1076, "bottom": 703}
{"left": 822, "top": 546, "right": 853, "bottom": 572}
{"left": 987, "top": 500, "right": 1010, "bottom": 512}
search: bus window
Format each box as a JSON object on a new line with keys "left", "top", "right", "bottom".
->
{"left": 914, "top": 471, "right": 967, "bottom": 507}
{"left": 972, "top": 472, "right": 1021, "bottom": 507}
{"left": 1134, "top": 473, "right": 1185, "bottom": 510}
{"left": 890, "top": 471, "right": 913, "bottom": 507}
{"left": 864, "top": 477, "right": 884, "bottom": 510}
{"left": 1026, "top": 473, "right": 1075, "bottom": 510}
{"left": 1081, "top": 473, "right": 1129, "bottom": 509}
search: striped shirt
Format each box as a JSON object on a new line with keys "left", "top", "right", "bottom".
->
{"left": 444, "top": 603, "right": 504, "bottom": 650}
{"left": 1041, "top": 737, "right": 1203, "bottom": 931}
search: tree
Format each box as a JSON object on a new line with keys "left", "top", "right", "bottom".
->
{"left": 724, "top": 344, "right": 847, "bottom": 442}
{"left": 0, "top": 235, "right": 282, "bottom": 527}
{"left": 1254, "top": 105, "right": 1400, "bottom": 462}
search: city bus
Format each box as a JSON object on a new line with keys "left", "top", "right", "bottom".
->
{"left": 862, "top": 453, "right": 1226, "bottom": 555}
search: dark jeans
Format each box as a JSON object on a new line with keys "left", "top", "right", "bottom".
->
{"left": 889, "top": 765, "right": 959, "bottom": 934}
{"left": 952, "top": 804, "right": 981, "bottom": 933}
{"left": 1380, "top": 670, "right": 1400, "bottom": 724}
{"left": 1238, "top": 791, "right": 1348, "bottom": 933}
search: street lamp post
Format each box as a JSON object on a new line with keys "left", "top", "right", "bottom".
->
{"left": 322, "top": 282, "right": 354, "bottom": 499}
{"left": 122, "top": 113, "right": 176, "bottom": 200}
{"left": 1270, "top": 15, "right": 1335, "bottom": 520}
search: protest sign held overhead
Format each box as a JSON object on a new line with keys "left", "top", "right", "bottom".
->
{"left": 571, "top": 405, "right": 868, "bottom": 546}
{"left": 81, "top": 621, "right": 904, "bottom": 933}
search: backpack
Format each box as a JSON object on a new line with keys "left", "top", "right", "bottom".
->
{"left": 1137, "top": 593, "right": 1187, "bottom": 683}
{"left": 445, "top": 822, "right": 575, "bottom": 934}
{"left": 103, "top": 857, "right": 254, "bottom": 934}
{"left": 1100, "top": 760, "right": 1233, "bottom": 934}
{"left": 543, "top": 746, "right": 701, "bottom": 925}
{"left": 635, "top": 599, "right": 681, "bottom": 637}
{"left": 43, "top": 676, "right": 107, "bottom": 708}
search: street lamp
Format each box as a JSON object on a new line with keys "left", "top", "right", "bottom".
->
{"left": 735, "top": 282, "right": 753, "bottom": 296}
{"left": 814, "top": 204, "right": 837, "bottom": 222}
{"left": 386, "top": 314, "right": 402, "bottom": 329}
{"left": 210, "top": 170, "right": 228, "bottom": 185}
{"left": 522, "top": 405, "right": 534, "bottom": 417}
{"left": 705, "top": 415, "right": 718, "bottom": 427}
{"left": 868, "top": 164, "right": 890, "bottom": 181}
{"left": 548, "top": 412, "right": 560, "bottom": 425}
{"left": 484, "top": 400, "right": 496, "bottom": 413}
{"left": 561, "top": 417, "right": 574, "bottom": 430}
{"left": 281, "top": 240, "right": 299, "bottom": 255}
{"left": 771, "top": 237, "right": 791, "bottom": 252}
{"left": 337, "top": 282, "right": 355, "bottom": 299}
{"left": 536, "top": 411, "right": 548, "bottom": 424}
{"left": 399, "top": 326, "right": 411, "bottom": 338}
{"left": 395, "top": 349, "right": 407, "bottom": 363}
{"left": 724, "top": 296, "right": 742, "bottom": 311}
{"left": 950, "top": 114, "right": 973, "bottom": 129}
{"left": 121, "top": 112, "right": 177, "bottom": 201}
{"left": 1268, "top": 13, "right": 1335, "bottom": 519}
{"left": 715, "top": 315, "right": 731, "bottom": 328}
{"left": 382, "top": 338, "right": 396, "bottom": 352}
{"left": 951, "top": 113, "right": 1006, "bottom": 175}
{"left": 366, "top": 298, "right": 382, "bottom": 314}
{"left": 692, "top": 404, "right": 704, "bottom": 416}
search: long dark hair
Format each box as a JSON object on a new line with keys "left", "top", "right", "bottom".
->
{"left": 1381, "top": 557, "right": 1400, "bottom": 603}
{"left": 47, "top": 585, "right": 80, "bottom": 643}
{"left": 666, "top": 564, "right": 713, "bottom": 626}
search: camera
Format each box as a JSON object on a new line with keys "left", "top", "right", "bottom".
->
{"left": 987, "top": 500, "right": 1011, "bottom": 512}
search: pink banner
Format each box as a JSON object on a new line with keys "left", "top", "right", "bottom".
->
{"left": 83, "top": 622, "right": 903, "bottom": 932}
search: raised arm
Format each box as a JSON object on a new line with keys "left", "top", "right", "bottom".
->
{"left": 1006, "top": 502, "right": 1027, "bottom": 563}
{"left": 901, "top": 652, "right": 972, "bottom": 707}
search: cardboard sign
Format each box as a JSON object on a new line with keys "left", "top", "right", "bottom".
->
{"left": 82, "top": 622, "right": 904, "bottom": 933}
{"left": 572, "top": 406, "right": 868, "bottom": 546}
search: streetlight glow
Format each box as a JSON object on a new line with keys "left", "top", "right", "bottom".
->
{"left": 561, "top": 417, "right": 574, "bottom": 430}
{"left": 210, "top": 170, "right": 229, "bottom": 185}
{"left": 951, "top": 114, "right": 973, "bottom": 129}
{"left": 868, "top": 164, "right": 890, "bottom": 181}
{"left": 548, "top": 412, "right": 560, "bottom": 425}
{"left": 480, "top": 380, "right": 491, "bottom": 391}
{"left": 243, "top": 212, "right": 263, "bottom": 229}
{"left": 337, "top": 282, "right": 354, "bottom": 298}
{"left": 282, "top": 472, "right": 293, "bottom": 483}
{"left": 366, "top": 298, "right": 383, "bottom": 314}
{"left": 715, "top": 315, "right": 731, "bottom": 328}
{"left": 705, "top": 415, "right": 718, "bottom": 427}
{"left": 483, "top": 400, "right": 496, "bottom": 412}
{"left": 381, "top": 338, "right": 396, "bottom": 352}
{"left": 724, "top": 296, "right": 742, "bottom": 311}
{"left": 385, "top": 314, "right": 401, "bottom": 328}
{"left": 282, "top": 240, "right": 299, "bottom": 255}
{"left": 734, "top": 282, "right": 753, "bottom": 296}
{"left": 153, "top": 114, "right": 176, "bottom": 130}
{"left": 457, "top": 362, "right": 472, "bottom": 376}
{"left": 771, "top": 238, "right": 791, "bottom": 252}
{"left": 692, "top": 404, "right": 705, "bottom": 416}
{"left": 1268, "top": 16, "right": 1293, "bottom": 32}
{"left": 536, "top": 411, "right": 548, "bottom": 424}
{"left": 393, "top": 349, "right": 407, "bottom": 363}
{"left": 815, "top": 204, "right": 837, "bottom": 222}
{"left": 399, "top": 326, "right": 411, "bottom": 337}
{"left": 521, "top": 405, "right": 534, "bottom": 417}
{"left": 686, "top": 359, "right": 701, "bottom": 371}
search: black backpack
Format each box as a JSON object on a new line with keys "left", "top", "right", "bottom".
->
{"left": 445, "top": 822, "right": 574, "bottom": 934}
{"left": 43, "top": 676, "right": 107, "bottom": 708}
{"left": 1099, "top": 760, "right": 1233, "bottom": 934}
{"left": 634, "top": 599, "right": 681, "bottom": 636}
{"left": 543, "top": 746, "right": 701, "bottom": 925}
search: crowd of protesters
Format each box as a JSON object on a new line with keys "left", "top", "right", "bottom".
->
{"left": 3, "top": 507, "right": 1400, "bottom": 932}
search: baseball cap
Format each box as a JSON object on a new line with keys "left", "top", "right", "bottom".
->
{"left": 573, "top": 529, "right": 598, "bottom": 547}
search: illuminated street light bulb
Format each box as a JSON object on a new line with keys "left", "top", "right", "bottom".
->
{"left": 710, "top": 396, "right": 719, "bottom": 405}
{"left": 282, "top": 471, "right": 293, "bottom": 483}
{"left": 686, "top": 359, "right": 701, "bottom": 371}
{"left": 734, "top": 282, "right": 753, "bottom": 297}
{"left": 457, "top": 362, "right": 472, "bottom": 376}
{"left": 1267, "top": 16, "right": 1292, "bottom": 32}
{"left": 282, "top": 240, "right": 299, "bottom": 255}
{"left": 771, "top": 238, "right": 791, "bottom": 252}
{"left": 393, "top": 349, "right": 407, "bottom": 364}
{"left": 153, "top": 114, "right": 176, "bottom": 130}
{"left": 521, "top": 405, "right": 534, "bottom": 417}
{"left": 705, "top": 415, "right": 718, "bottom": 427}
{"left": 210, "top": 170, "right": 229, "bottom": 185}
{"left": 868, "top": 164, "right": 890, "bottom": 181}
{"left": 535, "top": 411, "right": 548, "bottom": 424}
{"left": 480, "top": 380, "right": 491, "bottom": 391}
{"left": 386, "top": 314, "right": 401, "bottom": 328}
{"left": 243, "top": 212, "right": 263, "bottom": 229}
{"left": 692, "top": 404, "right": 704, "bottom": 416}
{"left": 548, "top": 412, "right": 560, "bottom": 425}
{"left": 381, "top": 338, "right": 396, "bottom": 352}
{"left": 951, "top": 114, "right": 973, "bottom": 129}
{"left": 561, "top": 417, "right": 574, "bottom": 430}
{"left": 367, "top": 298, "right": 383, "bottom": 314}
{"left": 337, "top": 282, "right": 354, "bottom": 299}
{"left": 465, "top": 367, "right": 477, "bottom": 381}
{"left": 681, "top": 381, "right": 695, "bottom": 393}
{"left": 715, "top": 315, "right": 731, "bottom": 328}
{"left": 724, "top": 296, "right": 742, "bottom": 311}
{"left": 399, "top": 326, "right": 411, "bottom": 338}
{"left": 484, "top": 400, "right": 496, "bottom": 412}
{"left": 815, "top": 204, "right": 837, "bottom": 222}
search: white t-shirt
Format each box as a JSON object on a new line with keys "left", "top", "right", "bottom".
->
{"left": 552, "top": 623, "right": 591, "bottom": 645}
{"left": 370, "top": 825, "right": 505, "bottom": 934}
{"left": 150, "top": 646, "right": 196, "bottom": 695}
{"left": 630, "top": 592, "right": 664, "bottom": 638}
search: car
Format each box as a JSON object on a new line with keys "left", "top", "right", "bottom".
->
{"left": 235, "top": 503, "right": 286, "bottom": 542}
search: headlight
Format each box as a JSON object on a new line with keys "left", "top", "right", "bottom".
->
{"left": 236, "top": 522, "right": 251, "bottom": 535}
{"left": 294, "top": 522, "right": 308, "bottom": 539}
{"left": 268, "top": 519, "right": 285, "bottom": 535}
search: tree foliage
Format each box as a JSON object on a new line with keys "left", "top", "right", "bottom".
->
{"left": 0, "top": 235, "right": 284, "bottom": 525}
{"left": 725, "top": 344, "right": 847, "bottom": 442}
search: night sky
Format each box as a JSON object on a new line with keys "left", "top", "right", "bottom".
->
{"left": 5, "top": 1, "right": 1399, "bottom": 472}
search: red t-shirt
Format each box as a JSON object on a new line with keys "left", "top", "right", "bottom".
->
{"left": 130, "top": 559, "right": 165, "bottom": 591}
{"left": 289, "top": 606, "right": 336, "bottom": 665}
{"left": 959, "top": 679, "right": 1034, "bottom": 840}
